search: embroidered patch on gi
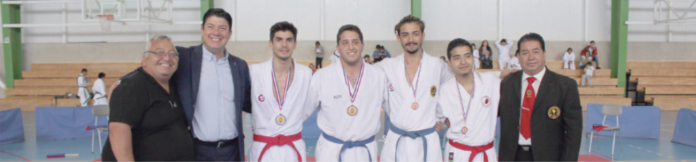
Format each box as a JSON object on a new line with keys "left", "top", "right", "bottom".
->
{"left": 481, "top": 96, "right": 491, "bottom": 107}
{"left": 258, "top": 94, "right": 265, "bottom": 102}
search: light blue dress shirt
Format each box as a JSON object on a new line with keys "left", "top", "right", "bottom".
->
{"left": 192, "top": 46, "right": 237, "bottom": 141}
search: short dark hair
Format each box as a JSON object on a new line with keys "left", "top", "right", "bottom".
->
{"left": 501, "top": 39, "right": 507, "bottom": 43}
{"left": 98, "top": 72, "right": 105, "bottom": 78}
{"left": 590, "top": 40, "right": 595, "bottom": 44}
{"left": 269, "top": 21, "right": 297, "bottom": 40}
{"left": 202, "top": 8, "right": 233, "bottom": 30}
{"left": 446, "top": 38, "right": 472, "bottom": 59}
{"left": 587, "top": 62, "right": 593, "bottom": 66}
{"left": 315, "top": 41, "right": 320, "bottom": 45}
{"left": 517, "top": 32, "right": 545, "bottom": 52}
{"left": 567, "top": 47, "right": 573, "bottom": 52}
{"left": 376, "top": 44, "right": 381, "bottom": 49}
{"left": 81, "top": 68, "right": 88, "bottom": 73}
{"left": 336, "top": 24, "right": 363, "bottom": 44}
{"left": 363, "top": 55, "right": 370, "bottom": 58}
{"left": 395, "top": 15, "right": 425, "bottom": 35}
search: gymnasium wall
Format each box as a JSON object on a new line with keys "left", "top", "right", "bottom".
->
{"left": 1, "top": 0, "right": 696, "bottom": 79}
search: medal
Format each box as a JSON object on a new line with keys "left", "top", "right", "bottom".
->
{"left": 342, "top": 63, "right": 365, "bottom": 116}
{"left": 276, "top": 114, "right": 286, "bottom": 125}
{"left": 412, "top": 102, "right": 419, "bottom": 110}
{"left": 347, "top": 105, "right": 358, "bottom": 116}
{"left": 272, "top": 62, "right": 292, "bottom": 125}
{"left": 405, "top": 56, "right": 422, "bottom": 110}
{"left": 456, "top": 75, "right": 476, "bottom": 135}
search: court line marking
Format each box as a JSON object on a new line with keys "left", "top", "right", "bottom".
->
{"left": 0, "top": 150, "right": 31, "bottom": 162}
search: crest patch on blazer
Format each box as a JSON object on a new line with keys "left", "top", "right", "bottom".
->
{"left": 548, "top": 106, "right": 561, "bottom": 119}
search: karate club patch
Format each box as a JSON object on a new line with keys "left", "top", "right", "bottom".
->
{"left": 430, "top": 85, "right": 437, "bottom": 97}
{"left": 389, "top": 83, "right": 394, "bottom": 92}
{"left": 548, "top": 106, "right": 561, "bottom": 119}
{"left": 258, "top": 94, "right": 265, "bottom": 102}
{"left": 481, "top": 96, "right": 491, "bottom": 107}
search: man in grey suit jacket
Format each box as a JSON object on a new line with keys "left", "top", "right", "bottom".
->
{"left": 498, "top": 33, "right": 582, "bottom": 161}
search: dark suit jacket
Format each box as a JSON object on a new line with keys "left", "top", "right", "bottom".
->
{"left": 174, "top": 44, "right": 252, "bottom": 157}
{"left": 498, "top": 68, "right": 582, "bottom": 161}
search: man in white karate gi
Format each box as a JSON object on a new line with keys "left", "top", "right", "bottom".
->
{"left": 305, "top": 24, "right": 389, "bottom": 162}
{"left": 92, "top": 72, "right": 108, "bottom": 105}
{"left": 77, "top": 68, "right": 90, "bottom": 106}
{"left": 376, "top": 15, "right": 452, "bottom": 162}
{"left": 248, "top": 21, "right": 312, "bottom": 162}
{"left": 439, "top": 38, "right": 502, "bottom": 162}
{"left": 495, "top": 39, "right": 514, "bottom": 70}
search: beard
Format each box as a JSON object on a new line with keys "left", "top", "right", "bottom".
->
{"left": 402, "top": 42, "right": 421, "bottom": 54}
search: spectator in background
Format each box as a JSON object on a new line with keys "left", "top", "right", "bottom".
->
{"left": 364, "top": 55, "right": 374, "bottom": 64}
{"left": 579, "top": 51, "right": 594, "bottom": 69}
{"left": 440, "top": 56, "right": 447, "bottom": 62}
{"left": 472, "top": 43, "right": 480, "bottom": 69}
{"left": 373, "top": 45, "right": 392, "bottom": 62}
{"left": 581, "top": 40, "right": 600, "bottom": 69}
{"left": 315, "top": 41, "right": 325, "bottom": 69}
{"left": 309, "top": 63, "right": 316, "bottom": 74}
{"left": 507, "top": 50, "right": 522, "bottom": 70}
{"left": 480, "top": 40, "right": 493, "bottom": 69}
{"left": 563, "top": 48, "right": 576, "bottom": 70}
{"left": 495, "top": 38, "right": 514, "bottom": 69}
{"left": 582, "top": 62, "right": 594, "bottom": 87}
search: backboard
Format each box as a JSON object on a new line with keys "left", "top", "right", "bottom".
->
{"left": 82, "top": 0, "right": 141, "bottom": 21}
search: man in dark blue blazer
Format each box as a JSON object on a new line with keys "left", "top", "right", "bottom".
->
{"left": 174, "top": 8, "right": 251, "bottom": 161}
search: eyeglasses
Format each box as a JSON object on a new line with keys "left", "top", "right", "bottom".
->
{"left": 144, "top": 51, "right": 179, "bottom": 57}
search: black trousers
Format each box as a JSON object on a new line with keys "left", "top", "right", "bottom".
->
{"left": 515, "top": 145, "right": 534, "bottom": 161}
{"left": 194, "top": 138, "right": 241, "bottom": 162}
{"left": 316, "top": 57, "right": 323, "bottom": 69}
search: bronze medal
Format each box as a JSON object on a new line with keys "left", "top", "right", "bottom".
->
{"left": 347, "top": 105, "right": 358, "bottom": 116}
{"left": 276, "top": 114, "right": 286, "bottom": 125}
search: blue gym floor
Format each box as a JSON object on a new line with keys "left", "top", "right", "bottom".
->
{"left": 1, "top": 111, "right": 695, "bottom": 161}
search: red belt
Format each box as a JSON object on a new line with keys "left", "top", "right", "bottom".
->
{"left": 253, "top": 133, "right": 302, "bottom": 162}
{"left": 448, "top": 140, "right": 494, "bottom": 162}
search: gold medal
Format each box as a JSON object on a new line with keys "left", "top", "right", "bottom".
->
{"left": 347, "top": 105, "right": 358, "bottom": 116}
{"left": 276, "top": 114, "right": 286, "bottom": 125}
{"left": 461, "top": 126, "right": 468, "bottom": 135}
{"left": 412, "top": 102, "right": 419, "bottom": 110}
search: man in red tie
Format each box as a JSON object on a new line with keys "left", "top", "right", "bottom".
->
{"left": 498, "top": 33, "right": 582, "bottom": 161}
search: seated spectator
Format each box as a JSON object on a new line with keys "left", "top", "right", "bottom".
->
{"left": 440, "top": 56, "right": 447, "bottom": 62}
{"left": 364, "top": 55, "right": 374, "bottom": 64}
{"left": 579, "top": 51, "right": 594, "bottom": 69}
{"left": 309, "top": 63, "right": 316, "bottom": 74}
{"left": 507, "top": 50, "right": 522, "bottom": 70}
{"left": 563, "top": 48, "right": 576, "bottom": 70}
{"left": 582, "top": 62, "right": 594, "bottom": 87}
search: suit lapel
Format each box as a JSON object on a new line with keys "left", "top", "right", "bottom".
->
{"left": 191, "top": 45, "right": 203, "bottom": 105}
{"left": 511, "top": 71, "right": 523, "bottom": 104}
{"left": 533, "top": 68, "right": 555, "bottom": 114}
{"left": 228, "top": 54, "right": 242, "bottom": 112}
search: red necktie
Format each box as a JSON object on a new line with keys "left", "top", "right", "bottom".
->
{"left": 521, "top": 77, "right": 536, "bottom": 140}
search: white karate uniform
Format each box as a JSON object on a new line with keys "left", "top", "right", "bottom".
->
{"left": 438, "top": 72, "right": 500, "bottom": 162}
{"left": 473, "top": 49, "right": 480, "bottom": 69}
{"left": 495, "top": 39, "right": 514, "bottom": 70}
{"left": 248, "top": 59, "right": 312, "bottom": 162}
{"left": 507, "top": 57, "right": 522, "bottom": 70}
{"left": 563, "top": 52, "right": 576, "bottom": 70}
{"left": 77, "top": 74, "right": 89, "bottom": 106}
{"left": 91, "top": 78, "right": 108, "bottom": 105}
{"left": 304, "top": 62, "right": 389, "bottom": 162}
{"left": 329, "top": 51, "right": 341, "bottom": 66}
{"left": 376, "top": 52, "right": 453, "bottom": 162}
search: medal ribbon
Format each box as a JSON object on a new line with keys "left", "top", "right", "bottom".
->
{"left": 342, "top": 64, "right": 365, "bottom": 103}
{"left": 456, "top": 76, "right": 476, "bottom": 126}
{"left": 404, "top": 56, "right": 423, "bottom": 98}
{"left": 272, "top": 63, "right": 292, "bottom": 110}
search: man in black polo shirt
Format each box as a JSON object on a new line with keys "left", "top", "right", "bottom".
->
{"left": 101, "top": 35, "right": 194, "bottom": 161}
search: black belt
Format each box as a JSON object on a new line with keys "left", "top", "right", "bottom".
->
{"left": 194, "top": 137, "right": 237, "bottom": 148}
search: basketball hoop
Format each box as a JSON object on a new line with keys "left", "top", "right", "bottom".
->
{"left": 97, "top": 14, "right": 114, "bottom": 31}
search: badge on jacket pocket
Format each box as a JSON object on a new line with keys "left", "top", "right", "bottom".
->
{"left": 430, "top": 85, "right": 437, "bottom": 97}
{"left": 548, "top": 106, "right": 561, "bottom": 119}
